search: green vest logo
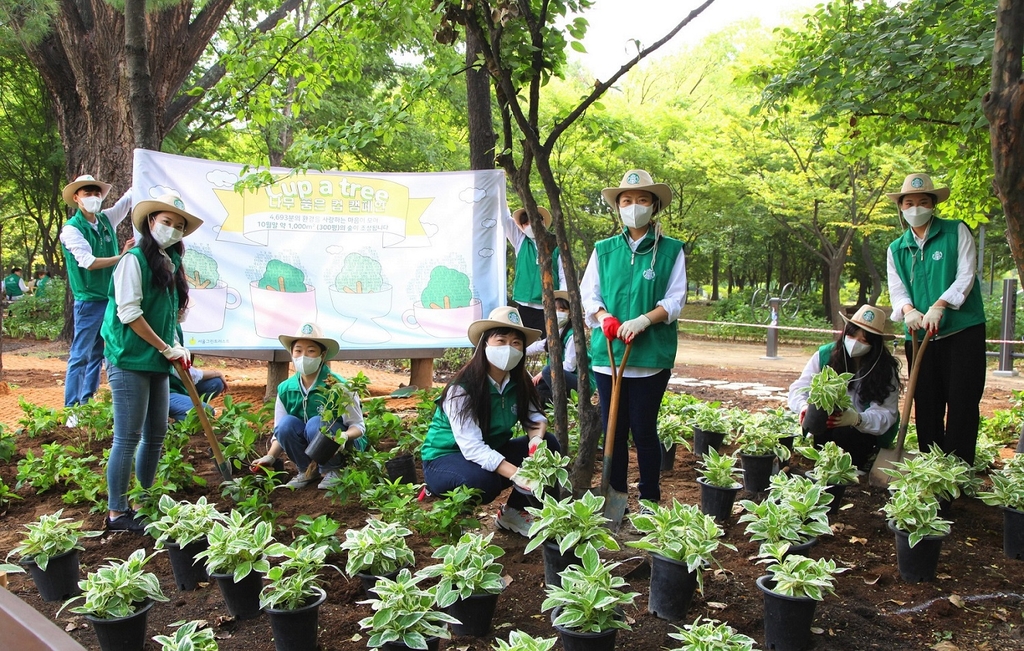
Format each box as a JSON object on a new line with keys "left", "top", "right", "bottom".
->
{"left": 507, "top": 312, "right": 521, "bottom": 325}
{"left": 932, "top": 251, "right": 943, "bottom": 261}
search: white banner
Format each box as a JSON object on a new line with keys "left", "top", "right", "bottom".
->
{"left": 132, "top": 150, "right": 508, "bottom": 351}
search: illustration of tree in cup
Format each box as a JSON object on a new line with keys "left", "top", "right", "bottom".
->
{"left": 183, "top": 249, "right": 220, "bottom": 289}
{"left": 259, "top": 259, "right": 308, "bottom": 292}
{"left": 422, "top": 266, "right": 473, "bottom": 309}
{"left": 250, "top": 258, "right": 317, "bottom": 338}
{"left": 335, "top": 253, "right": 385, "bottom": 294}
{"left": 329, "top": 253, "right": 393, "bottom": 344}
{"left": 180, "top": 249, "right": 240, "bottom": 332}
{"left": 403, "top": 266, "right": 481, "bottom": 338}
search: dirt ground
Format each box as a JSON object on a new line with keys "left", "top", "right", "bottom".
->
{"left": 2, "top": 335, "right": 1024, "bottom": 650}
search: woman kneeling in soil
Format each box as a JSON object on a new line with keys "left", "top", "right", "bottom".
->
{"left": 250, "top": 323, "right": 366, "bottom": 490}
{"left": 788, "top": 304, "right": 902, "bottom": 469}
{"left": 421, "top": 306, "right": 559, "bottom": 537}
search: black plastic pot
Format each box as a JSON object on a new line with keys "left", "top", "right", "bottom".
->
{"left": 740, "top": 452, "right": 776, "bottom": 493}
{"left": 1004, "top": 506, "right": 1024, "bottom": 561}
{"left": 447, "top": 592, "right": 499, "bottom": 636}
{"left": 693, "top": 429, "right": 726, "bottom": 458}
{"left": 22, "top": 549, "right": 81, "bottom": 602}
{"left": 697, "top": 477, "right": 741, "bottom": 522}
{"left": 802, "top": 405, "right": 830, "bottom": 437}
{"left": 385, "top": 453, "right": 418, "bottom": 484}
{"left": 85, "top": 599, "right": 154, "bottom": 651}
{"left": 660, "top": 444, "right": 677, "bottom": 472}
{"left": 382, "top": 638, "right": 440, "bottom": 651}
{"left": 888, "top": 519, "right": 945, "bottom": 583}
{"left": 211, "top": 570, "right": 263, "bottom": 620}
{"left": 264, "top": 586, "right": 326, "bottom": 651}
{"left": 784, "top": 537, "right": 818, "bottom": 558}
{"left": 542, "top": 540, "right": 577, "bottom": 588}
{"left": 357, "top": 567, "right": 402, "bottom": 597}
{"left": 779, "top": 435, "right": 795, "bottom": 455}
{"left": 304, "top": 431, "right": 341, "bottom": 464}
{"left": 550, "top": 606, "right": 618, "bottom": 651}
{"left": 824, "top": 483, "right": 849, "bottom": 516}
{"left": 166, "top": 538, "right": 210, "bottom": 592}
{"left": 757, "top": 575, "right": 817, "bottom": 651}
{"left": 648, "top": 552, "right": 699, "bottom": 621}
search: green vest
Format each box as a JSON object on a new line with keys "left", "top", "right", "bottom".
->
{"left": 512, "top": 239, "right": 561, "bottom": 304}
{"left": 277, "top": 365, "right": 348, "bottom": 422}
{"left": 62, "top": 210, "right": 118, "bottom": 302}
{"left": 421, "top": 380, "right": 520, "bottom": 462}
{"left": 35, "top": 276, "right": 50, "bottom": 298}
{"left": 101, "top": 248, "right": 180, "bottom": 373}
{"left": 889, "top": 218, "right": 985, "bottom": 340}
{"left": 816, "top": 343, "right": 898, "bottom": 448}
{"left": 589, "top": 230, "right": 684, "bottom": 369}
{"left": 3, "top": 274, "right": 23, "bottom": 298}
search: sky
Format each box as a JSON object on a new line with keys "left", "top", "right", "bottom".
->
{"left": 570, "top": 0, "right": 823, "bottom": 80}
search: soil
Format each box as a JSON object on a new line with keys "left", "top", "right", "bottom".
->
{"left": 2, "top": 336, "right": 1024, "bottom": 650}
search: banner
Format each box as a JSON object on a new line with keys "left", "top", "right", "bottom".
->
{"left": 132, "top": 150, "right": 508, "bottom": 351}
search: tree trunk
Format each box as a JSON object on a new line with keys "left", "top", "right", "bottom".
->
{"left": 711, "top": 249, "right": 720, "bottom": 300}
{"left": 125, "top": 0, "right": 159, "bottom": 150}
{"left": 862, "top": 233, "right": 882, "bottom": 304}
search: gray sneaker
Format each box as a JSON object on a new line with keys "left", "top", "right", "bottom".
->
{"left": 317, "top": 470, "right": 342, "bottom": 490}
{"left": 285, "top": 470, "right": 321, "bottom": 489}
{"left": 494, "top": 504, "right": 534, "bottom": 537}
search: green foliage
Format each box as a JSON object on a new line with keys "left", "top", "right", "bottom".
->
{"left": 260, "top": 543, "right": 338, "bottom": 611}
{"left": 0, "top": 424, "right": 16, "bottom": 462}
{"left": 293, "top": 514, "right": 344, "bottom": 555}
{"left": 803, "top": 366, "right": 853, "bottom": 414}
{"left": 524, "top": 492, "right": 620, "bottom": 556}
{"left": 342, "top": 519, "right": 415, "bottom": 576}
{"left": 758, "top": 554, "right": 847, "bottom": 601}
{"left": 145, "top": 495, "right": 224, "bottom": 548}
{"left": 420, "top": 486, "right": 483, "bottom": 546}
{"left": 658, "top": 392, "right": 696, "bottom": 451}
{"left": 417, "top": 532, "right": 505, "bottom": 607}
{"left": 798, "top": 441, "right": 858, "bottom": 486}
{"left": 323, "top": 447, "right": 389, "bottom": 503}
{"left": 64, "top": 392, "right": 114, "bottom": 443}
{"left": 980, "top": 389, "right": 1024, "bottom": 444}
{"left": 219, "top": 471, "right": 283, "bottom": 524}
{"left": 17, "top": 398, "right": 62, "bottom": 438}
{"left": 0, "top": 476, "right": 21, "bottom": 510}
{"left": 541, "top": 543, "right": 639, "bottom": 634}
{"left": 698, "top": 448, "right": 742, "bottom": 489}
{"left": 667, "top": 617, "right": 760, "bottom": 651}
{"left": 5, "top": 509, "right": 102, "bottom": 571}
{"left": 514, "top": 440, "right": 571, "bottom": 492}
{"left": 738, "top": 474, "right": 832, "bottom": 557}
{"left": 212, "top": 396, "right": 267, "bottom": 470}
{"left": 357, "top": 568, "right": 459, "bottom": 649}
{"left": 16, "top": 442, "right": 97, "bottom": 495}
{"left": 62, "top": 549, "right": 169, "bottom": 619}
{"left": 687, "top": 402, "right": 730, "bottom": 436}
{"left": 152, "top": 620, "right": 219, "bottom": 651}
{"left": 194, "top": 510, "right": 284, "bottom": 582}
{"left": 978, "top": 454, "right": 1024, "bottom": 511}
{"left": 883, "top": 487, "right": 952, "bottom": 548}
{"left": 882, "top": 447, "right": 976, "bottom": 502}
{"left": 347, "top": 371, "right": 372, "bottom": 399}
{"left": 735, "top": 415, "right": 789, "bottom": 458}
{"left": 492, "top": 630, "right": 557, "bottom": 651}
{"left": 3, "top": 282, "right": 65, "bottom": 339}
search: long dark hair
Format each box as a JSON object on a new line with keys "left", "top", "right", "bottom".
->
{"left": 442, "top": 327, "right": 542, "bottom": 434}
{"left": 827, "top": 323, "right": 903, "bottom": 406}
{"left": 138, "top": 214, "right": 189, "bottom": 311}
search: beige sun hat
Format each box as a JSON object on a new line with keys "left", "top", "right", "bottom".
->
{"left": 885, "top": 173, "right": 950, "bottom": 204}
{"left": 511, "top": 206, "right": 553, "bottom": 230}
{"left": 62, "top": 174, "right": 112, "bottom": 205}
{"left": 279, "top": 322, "right": 341, "bottom": 359}
{"left": 840, "top": 304, "right": 895, "bottom": 340}
{"left": 131, "top": 194, "right": 204, "bottom": 237}
{"left": 553, "top": 290, "right": 569, "bottom": 302}
{"left": 601, "top": 169, "right": 672, "bottom": 211}
{"left": 467, "top": 306, "right": 542, "bottom": 347}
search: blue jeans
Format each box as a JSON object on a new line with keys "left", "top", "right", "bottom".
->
{"left": 275, "top": 415, "right": 367, "bottom": 474}
{"left": 595, "top": 369, "right": 670, "bottom": 503}
{"left": 64, "top": 299, "right": 108, "bottom": 406}
{"left": 423, "top": 432, "right": 561, "bottom": 507}
{"left": 168, "top": 377, "right": 226, "bottom": 421}
{"left": 107, "top": 366, "right": 169, "bottom": 512}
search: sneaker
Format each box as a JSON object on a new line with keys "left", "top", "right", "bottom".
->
{"left": 105, "top": 510, "right": 146, "bottom": 535}
{"left": 285, "top": 470, "right": 321, "bottom": 489}
{"left": 638, "top": 504, "right": 657, "bottom": 517}
{"left": 317, "top": 470, "right": 342, "bottom": 490}
{"left": 65, "top": 412, "right": 78, "bottom": 428}
{"left": 494, "top": 504, "right": 534, "bottom": 537}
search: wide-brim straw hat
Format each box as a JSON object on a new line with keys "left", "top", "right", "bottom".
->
{"left": 840, "top": 304, "right": 895, "bottom": 339}
{"left": 62, "top": 174, "right": 112, "bottom": 205}
{"left": 279, "top": 322, "right": 340, "bottom": 359}
{"left": 601, "top": 169, "right": 672, "bottom": 211}
{"left": 467, "top": 306, "right": 542, "bottom": 347}
{"left": 885, "top": 173, "right": 950, "bottom": 204}
{"left": 511, "top": 206, "right": 553, "bottom": 230}
{"left": 131, "top": 194, "right": 204, "bottom": 237}
{"left": 553, "top": 290, "right": 569, "bottom": 303}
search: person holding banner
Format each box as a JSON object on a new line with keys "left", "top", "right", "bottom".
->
{"left": 581, "top": 169, "right": 686, "bottom": 510}
{"left": 505, "top": 206, "right": 566, "bottom": 331}
{"left": 249, "top": 323, "right": 367, "bottom": 490}
{"left": 421, "top": 306, "right": 560, "bottom": 537}
{"left": 101, "top": 194, "right": 202, "bottom": 534}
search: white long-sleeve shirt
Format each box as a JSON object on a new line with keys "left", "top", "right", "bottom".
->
{"left": 787, "top": 352, "right": 899, "bottom": 436}
{"left": 886, "top": 221, "right": 977, "bottom": 325}
{"left": 503, "top": 210, "right": 567, "bottom": 307}
{"left": 111, "top": 251, "right": 175, "bottom": 324}
{"left": 59, "top": 190, "right": 133, "bottom": 270}
{"left": 526, "top": 328, "right": 578, "bottom": 373}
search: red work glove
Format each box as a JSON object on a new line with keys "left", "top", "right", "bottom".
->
{"left": 528, "top": 437, "right": 543, "bottom": 456}
{"left": 798, "top": 407, "right": 807, "bottom": 425}
{"left": 600, "top": 315, "right": 621, "bottom": 340}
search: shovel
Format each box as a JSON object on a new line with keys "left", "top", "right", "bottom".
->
{"left": 868, "top": 331, "right": 932, "bottom": 488}
{"left": 600, "top": 339, "right": 632, "bottom": 530}
{"left": 173, "top": 359, "right": 233, "bottom": 482}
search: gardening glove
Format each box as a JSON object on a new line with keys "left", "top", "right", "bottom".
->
{"left": 528, "top": 436, "right": 543, "bottom": 456}
{"left": 922, "top": 304, "right": 945, "bottom": 334}
{"left": 598, "top": 313, "right": 621, "bottom": 340}
{"left": 162, "top": 345, "right": 192, "bottom": 370}
{"left": 250, "top": 454, "right": 277, "bottom": 473}
{"left": 617, "top": 314, "right": 652, "bottom": 343}
{"left": 510, "top": 470, "right": 540, "bottom": 495}
{"left": 798, "top": 406, "right": 807, "bottom": 425}
{"left": 903, "top": 308, "right": 925, "bottom": 331}
{"left": 827, "top": 408, "right": 861, "bottom": 429}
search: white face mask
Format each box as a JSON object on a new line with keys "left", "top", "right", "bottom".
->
{"left": 293, "top": 355, "right": 323, "bottom": 376}
{"left": 902, "top": 206, "right": 933, "bottom": 228}
{"left": 523, "top": 225, "right": 535, "bottom": 239}
{"left": 844, "top": 336, "right": 872, "bottom": 358}
{"left": 620, "top": 204, "right": 653, "bottom": 229}
{"left": 556, "top": 311, "right": 569, "bottom": 328}
{"left": 485, "top": 344, "right": 523, "bottom": 372}
{"left": 151, "top": 223, "right": 183, "bottom": 249}
{"left": 79, "top": 196, "right": 103, "bottom": 214}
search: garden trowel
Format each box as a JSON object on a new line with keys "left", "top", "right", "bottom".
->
{"left": 600, "top": 340, "right": 632, "bottom": 530}
{"left": 868, "top": 331, "right": 931, "bottom": 488}
{"left": 173, "top": 359, "right": 234, "bottom": 482}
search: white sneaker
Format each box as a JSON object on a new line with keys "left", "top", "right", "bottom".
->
{"left": 65, "top": 412, "right": 78, "bottom": 428}
{"left": 494, "top": 504, "right": 534, "bottom": 537}
{"left": 317, "top": 470, "right": 342, "bottom": 490}
{"left": 285, "top": 471, "right": 321, "bottom": 489}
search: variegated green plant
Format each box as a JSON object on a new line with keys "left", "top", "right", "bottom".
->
{"left": 416, "top": 532, "right": 505, "bottom": 607}
{"left": 883, "top": 486, "right": 952, "bottom": 548}
{"left": 341, "top": 518, "right": 415, "bottom": 576}
{"left": 803, "top": 366, "right": 854, "bottom": 414}
{"left": 978, "top": 453, "right": 1024, "bottom": 510}
{"left": 491, "top": 630, "right": 557, "bottom": 651}
{"left": 541, "top": 543, "right": 639, "bottom": 633}
{"left": 524, "top": 492, "right": 620, "bottom": 556}
{"left": 667, "top": 617, "right": 760, "bottom": 651}
{"left": 759, "top": 554, "right": 847, "bottom": 601}
{"left": 193, "top": 509, "right": 286, "bottom": 582}
{"left": 145, "top": 495, "right": 224, "bottom": 548}
{"left": 60, "top": 549, "right": 169, "bottom": 619}
{"left": 4, "top": 509, "right": 101, "bottom": 571}
{"left": 152, "top": 620, "right": 219, "bottom": 651}
{"left": 514, "top": 440, "right": 571, "bottom": 492}
{"left": 735, "top": 414, "right": 789, "bottom": 458}
{"left": 260, "top": 543, "right": 339, "bottom": 611}
{"left": 358, "top": 568, "right": 459, "bottom": 649}
{"left": 797, "top": 441, "right": 858, "bottom": 486}
{"left": 882, "top": 447, "right": 976, "bottom": 502}
{"left": 698, "top": 448, "right": 742, "bottom": 489}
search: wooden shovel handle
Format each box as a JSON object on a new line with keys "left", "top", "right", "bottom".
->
{"left": 894, "top": 332, "right": 932, "bottom": 457}
{"left": 603, "top": 342, "right": 632, "bottom": 458}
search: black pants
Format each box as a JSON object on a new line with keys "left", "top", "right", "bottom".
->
{"left": 514, "top": 303, "right": 545, "bottom": 331}
{"left": 536, "top": 365, "right": 579, "bottom": 406}
{"left": 904, "top": 323, "right": 985, "bottom": 465}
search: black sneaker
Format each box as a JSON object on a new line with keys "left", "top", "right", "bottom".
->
{"left": 106, "top": 510, "right": 146, "bottom": 535}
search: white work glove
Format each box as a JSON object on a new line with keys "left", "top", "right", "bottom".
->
{"left": 921, "top": 304, "right": 945, "bottom": 334}
{"left": 617, "top": 314, "right": 652, "bottom": 343}
{"left": 827, "top": 408, "right": 861, "bottom": 429}
{"left": 528, "top": 436, "right": 544, "bottom": 456}
{"left": 903, "top": 308, "right": 925, "bottom": 331}
{"left": 250, "top": 454, "right": 277, "bottom": 473}
{"left": 510, "top": 470, "right": 540, "bottom": 495}
{"left": 161, "top": 345, "right": 191, "bottom": 363}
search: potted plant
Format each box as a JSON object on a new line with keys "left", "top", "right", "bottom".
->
{"left": 3, "top": 509, "right": 101, "bottom": 602}
{"left": 797, "top": 441, "right": 858, "bottom": 515}
{"left": 152, "top": 620, "right": 219, "bottom": 651}
{"left": 696, "top": 448, "right": 743, "bottom": 521}
{"left": 883, "top": 447, "right": 976, "bottom": 515}
{"left": 734, "top": 415, "right": 789, "bottom": 493}
{"left": 513, "top": 440, "right": 572, "bottom": 496}
{"left": 261, "top": 543, "right": 339, "bottom": 651}
{"left": 799, "top": 366, "right": 853, "bottom": 436}
{"left": 492, "top": 630, "right": 557, "bottom": 651}
{"left": 541, "top": 543, "right": 639, "bottom": 651}
{"left": 145, "top": 495, "right": 224, "bottom": 591}
{"left": 60, "top": 548, "right": 169, "bottom": 651}
{"left": 358, "top": 567, "right": 460, "bottom": 651}
{"left": 688, "top": 402, "right": 729, "bottom": 458}
{"left": 761, "top": 407, "right": 801, "bottom": 457}
{"left": 755, "top": 552, "right": 847, "bottom": 651}
{"left": 194, "top": 509, "right": 285, "bottom": 620}
{"left": 524, "top": 492, "right": 621, "bottom": 587}
{"left": 666, "top": 617, "right": 759, "bottom": 650}
{"left": 658, "top": 392, "right": 697, "bottom": 471}
{"left": 342, "top": 518, "right": 416, "bottom": 595}
{"left": 304, "top": 379, "right": 357, "bottom": 464}
{"left": 738, "top": 474, "right": 832, "bottom": 558}
{"left": 417, "top": 532, "right": 505, "bottom": 637}
{"left": 626, "top": 500, "right": 735, "bottom": 621}
{"left": 978, "top": 453, "right": 1024, "bottom": 560}
{"left": 883, "top": 486, "right": 952, "bottom": 582}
